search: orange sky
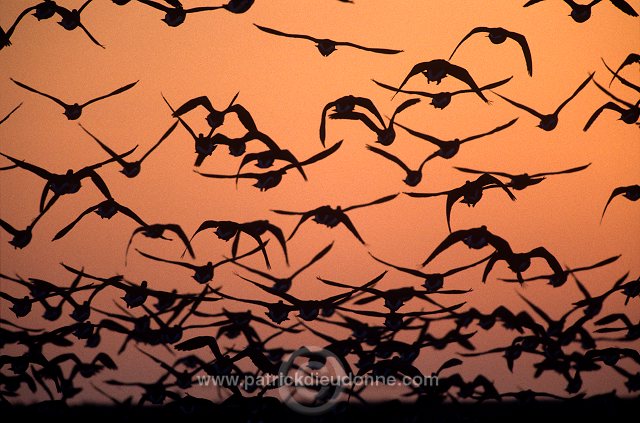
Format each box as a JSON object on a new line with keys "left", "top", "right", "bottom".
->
{"left": 1, "top": 0, "right": 639, "bottom": 404}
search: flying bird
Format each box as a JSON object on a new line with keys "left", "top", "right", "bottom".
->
{"left": 395, "top": 118, "right": 518, "bottom": 162}
{"left": 272, "top": 193, "right": 399, "bottom": 244}
{"left": 11, "top": 78, "right": 138, "bottom": 120}
{"left": 170, "top": 92, "right": 256, "bottom": 132}
{"left": 523, "top": 0, "right": 638, "bottom": 23}
{"left": 320, "top": 95, "right": 385, "bottom": 145}
{"left": 196, "top": 140, "right": 343, "bottom": 191}
{"left": 79, "top": 121, "right": 179, "bottom": 178}
{"left": 52, "top": 0, "right": 105, "bottom": 48}
{"left": 601, "top": 184, "right": 640, "bottom": 222}
{"left": 53, "top": 198, "right": 147, "bottom": 241}
{"left": 449, "top": 27, "right": 533, "bottom": 76}
{"left": 392, "top": 59, "right": 491, "bottom": 103}
{"left": 454, "top": 163, "right": 591, "bottom": 190}
{"left": 492, "top": 72, "right": 594, "bottom": 130}
{"left": 583, "top": 80, "right": 639, "bottom": 130}
{"left": 254, "top": 24, "right": 404, "bottom": 57}
{"left": 373, "top": 76, "right": 512, "bottom": 109}
{"left": 365, "top": 145, "right": 431, "bottom": 187}
{"left": 137, "top": 0, "right": 226, "bottom": 27}
{"left": 0, "top": 6, "right": 37, "bottom": 49}
{"left": 189, "top": 220, "right": 288, "bottom": 269}
{"left": 125, "top": 223, "right": 195, "bottom": 264}
{"left": 328, "top": 98, "right": 420, "bottom": 146}
{"left": 406, "top": 174, "right": 516, "bottom": 232}
{"left": 0, "top": 149, "right": 135, "bottom": 212}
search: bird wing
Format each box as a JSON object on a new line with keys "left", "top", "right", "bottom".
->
{"left": 445, "top": 62, "right": 489, "bottom": 102}
{"left": 172, "top": 96, "right": 214, "bottom": 116}
{"left": 448, "top": 27, "right": 490, "bottom": 60}
{"left": 52, "top": 204, "right": 99, "bottom": 241}
{"left": 533, "top": 163, "right": 591, "bottom": 177}
{"left": 506, "top": 30, "right": 533, "bottom": 76}
{"left": 82, "top": 81, "right": 138, "bottom": 108}
{"left": 343, "top": 193, "right": 399, "bottom": 212}
{"left": 492, "top": 90, "right": 544, "bottom": 119}
{"left": 554, "top": 73, "right": 595, "bottom": 115}
{"left": 253, "top": 24, "right": 318, "bottom": 42}
{"left": 0, "top": 103, "right": 22, "bottom": 126}
{"left": 140, "top": 120, "right": 179, "bottom": 163}
{"left": 336, "top": 40, "right": 403, "bottom": 55}
{"left": 460, "top": 118, "right": 518, "bottom": 143}
{"left": 10, "top": 78, "right": 68, "bottom": 108}
{"left": 366, "top": 145, "right": 411, "bottom": 173}
{"left": 601, "top": 186, "right": 632, "bottom": 222}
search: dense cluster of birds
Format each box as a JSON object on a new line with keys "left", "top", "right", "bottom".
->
{"left": 1, "top": 0, "right": 639, "bottom": 418}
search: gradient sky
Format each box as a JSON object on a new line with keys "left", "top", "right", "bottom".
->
{"left": 1, "top": 0, "right": 639, "bottom": 404}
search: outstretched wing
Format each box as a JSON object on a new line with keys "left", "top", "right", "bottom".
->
{"left": 10, "top": 78, "right": 69, "bottom": 108}
{"left": 82, "top": 81, "right": 139, "bottom": 108}
{"left": 448, "top": 27, "right": 490, "bottom": 60}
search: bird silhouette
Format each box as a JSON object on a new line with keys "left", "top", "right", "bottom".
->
{"left": 137, "top": 0, "right": 225, "bottom": 27}
{"left": 231, "top": 243, "right": 334, "bottom": 292}
{"left": 253, "top": 24, "right": 403, "bottom": 57}
{"left": 196, "top": 140, "right": 343, "bottom": 191}
{"left": 454, "top": 162, "right": 591, "bottom": 190}
{"left": 584, "top": 80, "right": 639, "bottom": 130}
{"left": 79, "top": 121, "right": 179, "bottom": 178}
{"left": 328, "top": 98, "right": 420, "bottom": 146}
{"left": 0, "top": 149, "right": 135, "bottom": 212}
{"left": 601, "top": 184, "right": 640, "bottom": 222}
{"left": 449, "top": 27, "right": 533, "bottom": 76}
{"left": 524, "top": 0, "right": 638, "bottom": 23}
{"left": 484, "top": 246, "right": 564, "bottom": 285}
{"left": 499, "top": 254, "right": 620, "bottom": 287}
{"left": 0, "top": 6, "right": 37, "bottom": 49}
{"left": 52, "top": 0, "right": 105, "bottom": 48}
{"left": 369, "top": 251, "right": 488, "bottom": 293}
{"left": 136, "top": 244, "right": 266, "bottom": 285}
{"left": 373, "top": 76, "right": 512, "bottom": 109}
{"left": 189, "top": 219, "right": 287, "bottom": 269}
{"left": 125, "top": 223, "right": 195, "bottom": 264}
{"left": 53, "top": 197, "right": 147, "bottom": 241}
{"left": 406, "top": 174, "right": 516, "bottom": 232}
{"left": 492, "top": 72, "right": 594, "bottom": 130}
{"left": 602, "top": 58, "right": 640, "bottom": 92}
{"left": 320, "top": 95, "right": 385, "bottom": 145}
{"left": 170, "top": 92, "right": 256, "bottom": 132}
{"left": 365, "top": 145, "right": 432, "bottom": 187}
{"left": 272, "top": 193, "right": 399, "bottom": 244}
{"left": 11, "top": 78, "right": 138, "bottom": 120}
{"left": 393, "top": 59, "right": 491, "bottom": 103}
{"left": 395, "top": 118, "right": 518, "bottom": 161}
{"left": 0, "top": 205, "right": 51, "bottom": 249}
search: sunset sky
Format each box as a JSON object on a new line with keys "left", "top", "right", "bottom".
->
{"left": 1, "top": 0, "right": 638, "bottom": 404}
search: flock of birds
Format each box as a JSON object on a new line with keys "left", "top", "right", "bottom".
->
{"left": 0, "top": 0, "right": 639, "bottom": 418}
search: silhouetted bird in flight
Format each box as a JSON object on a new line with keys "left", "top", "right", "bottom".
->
{"left": 524, "top": 0, "right": 638, "bottom": 23}
{"left": 369, "top": 251, "right": 488, "bottom": 292}
{"left": 373, "top": 77, "right": 512, "bottom": 109}
{"left": 0, "top": 149, "right": 135, "bottom": 212}
{"left": 571, "top": 272, "right": 629, "bottom": 317}
{"left": 231, "top": 243, "right": 334, "bottom": 292}
{"left": 395, "top": 118, "right": 517, "bottom": 162}
{"left": 393, "top": 59, "right": 491, "bottom": 103}
{"left": 236, "top": 146, "right": 305, "bottom": 183}
{"left": 137, "top": 0, "right": 227, "bottom": 27}
{"left": 329, "top": 98, "right": 420, "bottom": 146}
{"left": 52, "top": 0, "right": 105, "bottom": 48}
{"left": 365, "top": 145, "right": 431, "bottom": 187}
{"left": 449, "top": 27, "right": 533, "bottom": 76}
{"left": 11, "top": 78, "right": 138, "bottom": 120}
{"left": 406, "top": 174, "right": 516, "bottom": 232}
{"left": 197, "top": 140, "right": 342, "bottom": 191}
{"left": 272, "top": 193, "right": 398, "bottom": 244}
{"left": 606, "top": 53, "right": 639, "bottom": 86}
{"left": 0, "top": 205, "right": 51, "bottom": 249}
{"left": 254, "top": 24, "right": 404, "bottom": 57}
{"left": 79, "top": 121, "right": 179, "bottom": 177}
{"left": 601, "top": 184, "right": 640, "bottom": 222}
{"left": 320, "top": 95, "right": 385, "bottom": 145}
{"left": 136, "top": 243, "right": 265, "bottom": 284}
{"left": 492, "top": 72, "right": 594, "bottom": 130}
{"left": 53, "top": 197, "right": 147, "bottom": 241}
{"left": 171, "top": 92, "right": 256, "bottom": 132}
{"left": 583, "top": 80, "right": 639, "bottom": 130}
{"left": 500, "top": 254, "right": 620, "bottom": 287}
{"left": 595, "top": 313, "right": 640, "bottom": 339}
{"left": 126, "top": 223, "right": 195, "bottom": 264}
{"left": 421, "top": 225, "right": 512, "bottom": 267}
{"left": 0, "top": 103, "right": 21, "bottom": 127}
{"left": 189, "top": 219, "right": 288, "bottom": 268}
{"left": 0, "top": 5, "right": 37, "bottom": 49}
{"left": 454, "top": 162, "right": 591, "bottom": 190}
{"left": 484, "top": 245, "right": 564, "bottom": 284}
